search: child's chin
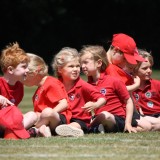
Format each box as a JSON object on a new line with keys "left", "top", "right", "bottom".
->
{"left": 145, "top": 77, "right": 151, "bottom": 80}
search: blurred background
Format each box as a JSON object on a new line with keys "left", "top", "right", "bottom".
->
{"left": 0, "top": 0, "right": 160, "bottom": 73}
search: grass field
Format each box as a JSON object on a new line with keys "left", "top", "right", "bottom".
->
{"left": 0, "top": 70, "right": 160, "bottom": 160}
{"left": 0, "top": 132, "right": 160, "bottom": 160}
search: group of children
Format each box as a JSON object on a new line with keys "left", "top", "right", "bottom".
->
{"left": 0, "top": 33, "right": 160, "bottom": 140}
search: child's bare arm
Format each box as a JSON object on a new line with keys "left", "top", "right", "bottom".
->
{"left": 52, "top": 98, "right": 68, "bottom": 113}
{"left": 124, "top": 97, "right": 137, "bottom": 133}
{"left": 126, "top": 76, "right": 140, "bottom": 92}
{"left": 82, "top": 97, "right": 106, "bottom": 112}
{"left": 0, "top": 95, "right": 14, "bottom": 108}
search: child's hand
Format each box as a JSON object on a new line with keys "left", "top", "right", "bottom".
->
{"left": 124, "top": 123, "right": 137, "bottom": 133}
{"left": 139, "top": 107, "right": 144, "bottom": 115}
{"left": 133, "top": 76, "right": 141, "bottom": 88}
{"left": 82, "top": 101, "right": 97, "bottom": 112}
{"left": 0, "top": 95, "right": 14, "bottom": 108}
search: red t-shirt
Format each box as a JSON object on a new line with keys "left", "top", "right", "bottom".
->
{"left": 132, "top": 79, "right": 160, "bottom": 115}
{"left": 33, "top": 76, "right": 72, "bottom": 124}
{"left": 88, "top": 73, "right": 130, "bottom": 118}
{"left": 0, "top": 77, "right": 23, "bottom": 107}
{"left": 105, "top": 64, "right": 134, "bottom": 85}
{"left": 0, "top": 77, "right": 29, "bottom": 138}
{"left": 65, "top": 77, "right": 106, "bottom": 126}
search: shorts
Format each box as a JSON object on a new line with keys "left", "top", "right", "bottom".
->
{"left": 105, "top": 114, "right": 138, "bottom": 133}
{"left": 105, "top": 115, "right": 125, "bottom": 133}
{"left": 132, "top": 111, "right": 139, "bottom": 127}
{"left": 0, "top": 126, "right": 5, "bottom": 138}
{"left": 51, "top": 113, "right": 67, "bottom": 135}
{"left": 59, "top": 114, "right": 67, "bottom": 124}
{"left": 145, "top": 113, "right": 160, "bottom": 118}
{"left": 70, "top": 118, "right": 88, "bottom": 133}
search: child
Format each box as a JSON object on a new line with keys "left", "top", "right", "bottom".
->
{"left": 80, "top": 45, "right": 137, "bottom": 133}
{"left": 23, "top": 53, "right": 72, "bottom": 137}
{"left": 105, "top": 33, "right": 152, "bottom": 131}
{"left": 106, "top": 33, "right": 145, "bottom": 91}
{"left": 133, "top": 49, "right": 160, "bottom": 131}
{"left": 52, "top": 47, "right": 106, "bottom": 137}
{"left": 0, "top": 42, "right": 33, "bottom": 139}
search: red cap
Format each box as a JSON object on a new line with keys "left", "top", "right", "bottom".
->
{"left": 112, "top": 33, "right": 145, "bottom": 64}
{"left": 4, "top": 129, "right": 19, "bottom": 140}
{"left": 0, "top": 106, "right": 30, "bottom": 139}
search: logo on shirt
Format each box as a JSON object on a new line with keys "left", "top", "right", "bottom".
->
{"left": 68, "top": 93, "right": 75, "bottom": 101}
{"left": 10, "top": 98, "right": 15, "bottom": 103}
{"left": 147, "top": 101, "right": 153, "bottom": 108}
{"left": 145, "top": 91, "right": 152, "bottom": 98}
{"left": 133, "top": 93, "right": 139, "bottom": 101}
{"left": 35, "top": 94, "right": 39, "bottom": 101}
{"left": 100, "top": 88, "right": 107, "bottom": 96}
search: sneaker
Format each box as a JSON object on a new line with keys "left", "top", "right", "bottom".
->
{"left": 55, "top": 125, "right": 84, "bottom": 137}
{"left": 98, "top": 124, "right": 105, "bottom": 134}
{"left": 89, "top": 124, "right": 105, "bottom": 134}
{"left": 27, "top": 127, "right": 39, "bottom": 137}
{"left": 39, "top": 125, "right": 51, "bottom": 138}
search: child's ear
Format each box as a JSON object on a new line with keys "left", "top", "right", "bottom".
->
{"left": 58, "top": 67, "right": 62, "bottom": 73}
{"left": 97, "top": 59, "right": 102, "bottom": 67}
{"left": 114, "top": 46, "right": 120, "bottom": 52}
{"left": 7, "top": 66, "right": 14, "bottom": 74}
{"left": 112, "top": 47, "right": 118, "bottom": 55}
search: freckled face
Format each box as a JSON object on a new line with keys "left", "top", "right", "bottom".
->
{"left": 13, "top": 62, "right": 29, "bottom": 82}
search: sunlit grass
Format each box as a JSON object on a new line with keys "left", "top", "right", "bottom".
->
{"left": 0, "top": 132, "right": 160, "bottom": 160}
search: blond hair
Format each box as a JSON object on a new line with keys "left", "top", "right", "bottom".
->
{"left": 0, "top": 42, "right": 29, "bottom": 73}
{"left": 52, "top": 47, "right": 79, "bottom": 77}
{"left": 134, "top": 49, "right": 153, "bottom": 73}
{"left": 27, "top": 53, "right": 48, "bottom": 76}
{"left": 79, "top": 45, "right": 108, "bottom": 72}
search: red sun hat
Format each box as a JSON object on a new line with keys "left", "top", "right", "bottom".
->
{"left": 0, "top": 105, "right": 30, "bottom": 139}
{"left": 111, "top": 33, "right": 145, "bottom": 64}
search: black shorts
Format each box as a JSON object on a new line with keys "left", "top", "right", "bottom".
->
{"left": 59, "top": 114, "right": 67, "bottom": 124}
{"left": 0, "top": 126, "right": 5, "bottom": 138}
{"left": 145, "top": 113, "right": 160, "bottom": 118}
{"left": 70, "top": 118, "right": 88, "bottom": 133}
{"left": 51, "top": 114, "right": 67, "bottom": 135}
{"left": 105, "top": 115, "right": 125, "bottom": 132}
{"left": 132, "top": 111, "right": 139, "bottom": 127}
{"left": 105, "top": 114, "right": 138, "bottom": 133}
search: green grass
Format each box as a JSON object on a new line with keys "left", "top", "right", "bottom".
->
{"left": 19, "top": 86, "right": 37, "bottom": 113}
{"left": 150, "top": 69, "right": 160, "bottom": 80}
{"left": 1, "top": 70, "right": 160, "bottom": 160}
{"left": 0, "top": 132, "right": 160, "bottom": 160}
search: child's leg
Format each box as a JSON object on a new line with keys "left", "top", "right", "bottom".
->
{"left": 23, "top": 111, "right": 38, "bottom": 129}
{"left": 143, "top": 115, "right": 160, "bottom": 131}
{"left": 135, "top": 116, "right": 152, "bottom": 132}
{"left": 34, "top": 108, "right": 61, "bottom": 137}
{"left": 38, "top": 125, "right": 51, "bottom": 137}
{"left": 91, "top": 111, "right": 116, "bottom": 131}
{"left": 35, "top": 108, "right": 60, "bottom": 129}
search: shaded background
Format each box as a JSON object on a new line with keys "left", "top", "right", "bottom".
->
{"left": 0, "top": 0, "right": 160, "bottom": 73}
